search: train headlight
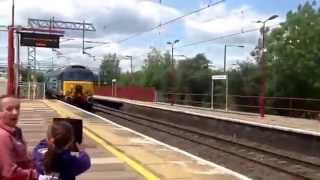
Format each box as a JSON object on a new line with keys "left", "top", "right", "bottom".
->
{"left": 65, "top": 90, "right": 72, "bottom": 96}
{"left": 85, "top": 90, "right": 92, "bottom": 96}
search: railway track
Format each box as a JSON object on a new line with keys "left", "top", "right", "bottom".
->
{"left": 92, "top": 103, "right": 320, "bottom": 180}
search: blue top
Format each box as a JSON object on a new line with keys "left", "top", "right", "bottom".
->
{"left": 32, "top": 139, "right": 91, "bottom": 180}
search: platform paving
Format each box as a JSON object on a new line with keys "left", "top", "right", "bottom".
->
{"left": 45, "top": 99, "right": 250, "bottom": 180}
{"left": 19, "top": 100, "right": 142, "bottom": 180}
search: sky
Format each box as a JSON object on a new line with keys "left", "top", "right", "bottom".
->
{"left": 0, "top": 0, "right": 316, "bottom": 73}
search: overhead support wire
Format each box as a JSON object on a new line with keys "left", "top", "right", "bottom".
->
{"left": 75, "top": 0, "right": 224, "bottom": 51}
{"left": 59, "top": 37, "right": 109, "bottom": 46}
{"left": 0, "top": 25, "right": 7, "bottom": 32}
{"left": 159, "top": 0, "right": 225, "bottom": 27}
{"left": 85, "top": 40, "right": 109, "bottom": 44}
{"left": 177, "top": 28, "right": 258, "bottom": 49}
{"left": 175, "top": 24, "right": 280, "bottom": 49}
{"left": 116, "top": 0, "right": 225, "bottom": 44}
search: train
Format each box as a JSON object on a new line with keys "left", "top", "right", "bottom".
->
{"left": 45, "top": 65, "right": 96, "bottom": 108}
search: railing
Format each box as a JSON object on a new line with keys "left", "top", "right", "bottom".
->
{"left": 18, "top": 82, "right": 46, "bottom": 99}
{"left": 157, "top": 93, "right": 320, "bottom": 119}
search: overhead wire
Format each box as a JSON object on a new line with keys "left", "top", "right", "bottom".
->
{"left": 175, "top": 23, "right": 281, "bottom": 49}
{"left": 152, "top": 0, "right": 225, "bottom": 30}
{"left": 106, "top": 0, "right": 226, "bottom": 45}
{"left": 55, "top": 0, "right": 225, "bottom": 52}
{"left": 200, "top": 9, "right": 245, "bottom": 23}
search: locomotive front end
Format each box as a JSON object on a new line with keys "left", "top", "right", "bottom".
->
{"left": 61, "top": 65, "right": 95, "bottom": 109}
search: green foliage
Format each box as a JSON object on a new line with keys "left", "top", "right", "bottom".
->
{"left": 267, "top": 2, "right": 320, "bottom": 98}
{"left": 99, "top": 53, "right": 121, "bottom": 85}
{"left": 228, "top": 62, "right": 261, "bottom": 96}
{"left": 176, "top": 54, "right": 211, "bottom": 94}
{"left": 20, "top": 68, "right": 44, "bottom": 82}
{"left": 115, "top": 49, "right": 213, "bottom": 105}
{"left": 174, "top": 54, "right": 213, "bottom": 105}
{"left": 97, "top": 1, "right": 320, "bottom": 117}
{"left": 139, "top": 48, "right": 171, "bottom": 91}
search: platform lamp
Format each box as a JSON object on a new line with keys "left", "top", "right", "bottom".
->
{"left": 223, "top": 44, "right": 244, "bottom": 111}
{"left": 167, "top": 39, "right": 180, "bottom": 105}
{"left": 224, "top": 44, "right": 245, "bottom": 73}
{"left": 112, "top": 79, "right": 117, "bottom": 97}
{"left": 257, "top": 14, "right": 278, "bottom": 118}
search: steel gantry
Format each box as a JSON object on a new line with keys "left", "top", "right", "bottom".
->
{"left": 25, "top": 18, "right": 97, "bottom": 76}
{"left": 6, "top": 17, "right": 96, "bottom": 96}
{"left": 28, "top": 18, "right": 96, "bottom": 31}
{"left": 28, "top": 18, "right": 96, "bottom": 55}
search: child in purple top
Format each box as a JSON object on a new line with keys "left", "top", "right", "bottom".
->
{"left": 33, "top": 121, "right": 91, "bottom": 180}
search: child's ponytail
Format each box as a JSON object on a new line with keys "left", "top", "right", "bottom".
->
{"left": 43, "top": 121, "right": 74, "bottom": 173}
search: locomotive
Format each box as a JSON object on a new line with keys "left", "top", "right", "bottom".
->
{"left": 45, "top": 65, "right": 96, "bottom": 108}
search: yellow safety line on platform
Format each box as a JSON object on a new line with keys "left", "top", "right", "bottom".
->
{"left": 43, "top": 100, "right": 160, "bottom": 180}
{"left": 83, "top": 128, "right": 160, "bottom": 180}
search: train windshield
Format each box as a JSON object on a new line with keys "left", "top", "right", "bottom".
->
{"left": 62, "top": 71, "right": 95, "bottom": 81}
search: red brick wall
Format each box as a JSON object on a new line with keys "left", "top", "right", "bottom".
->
{"left": 94, "top": 86, "right": 155, "bottom": 102}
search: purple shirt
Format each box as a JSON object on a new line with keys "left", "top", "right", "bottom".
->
{"left": 32, "top": 139, "right": 91, "bottom": 180}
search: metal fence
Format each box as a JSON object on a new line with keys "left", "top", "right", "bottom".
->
{"left": 156, "top": 92, "right": 210, "bottom": 107}
{"left": 18, "top": 82, "right": 45, "bottom": 99}
{"left": 157, "top": 93, "right": 320, "bottom": 119}
{"left": 0, "top": 79, "right": 7, "bottom": 95}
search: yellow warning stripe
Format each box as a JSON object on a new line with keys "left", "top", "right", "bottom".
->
{"left": 84, "top": 128, "right": 160, "bottom": 180}
{"left": 44, "top": 100, "right": 160, "bottom": 180}
{"left": 63, "top": 81, "right": 93, "bottom": 84}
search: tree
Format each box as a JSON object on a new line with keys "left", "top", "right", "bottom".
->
{"left": 141, "top": 48, "right": 171, "bottom": 91}
{"left": 228, "top": 62, "right": 261, "bottom": 96}
{"left": 99, "top": 53, "right": 121, "bottom": 85}
{"left": 20, "top": 68, "right": 44, "bottom": 82}
{"left": 267, "top": 1, "right": 320, "bottom": 98}
{"left": 228, "top": 61, "right": 261, "bottom": 111}
{"left": 176, "top": 54, "right": 212, "bottom": 105}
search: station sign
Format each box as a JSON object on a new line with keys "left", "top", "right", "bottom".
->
{"left": 20, "top": 32, "right": 60, "bottom": 48}
{"left": 212, "top": 75, "right": 227, "bottom": 80}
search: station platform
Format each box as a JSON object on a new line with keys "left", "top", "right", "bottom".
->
{"left": 20, "top": 99, "right": 249, "bottom": 180}
{"left": 93, "top": 95, "right": 320, "bottom": 136}
{"left": 20, "top": 100, "right": 143, "bottom": 180}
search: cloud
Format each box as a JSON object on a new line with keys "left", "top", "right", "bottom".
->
{"left": 84, "top": 42, "right": 151, "bottom": 72}
{"left": 83, "top": 0, "right": 179, "bottom": 37}
{"left": 0, "top": 0, "right": 180, "bottom": 71}
{"left": 184, "top": 4, "right": 282, "bottom": 45}
{"left": 25, "top": 36, "right": 151, "bottom": 72}
{"left": 176, "top": 3, "right": 283, "bottom": 68}
{"left": 0, "top": 0, "right": 285, "bottom": 71}
{"left": 1, "top": 0, "right": 179, "bottom": 39}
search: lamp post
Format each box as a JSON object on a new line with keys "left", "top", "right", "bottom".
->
{"left": 7, "top": 0, "right": 15, "bottom": 95}
{"left": 223, "top": 44, "right": 244, "bottom": 111}
{"left": 112, "top": 79, "right": 117, "bottom": 97}
{"left": 167, "top": 39, "right": 179, "bottom": 105}
{"left": 224, "top": 44, "right": 244, "bottom": 73}
{"left": 11, "top": 0, "right": 15, "bottom": 26}
{"left": 167, "top": 40, "right": 180, "bottom": 65}
{"left": 257, "top": 14, "right": 278, "bottom": 118}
